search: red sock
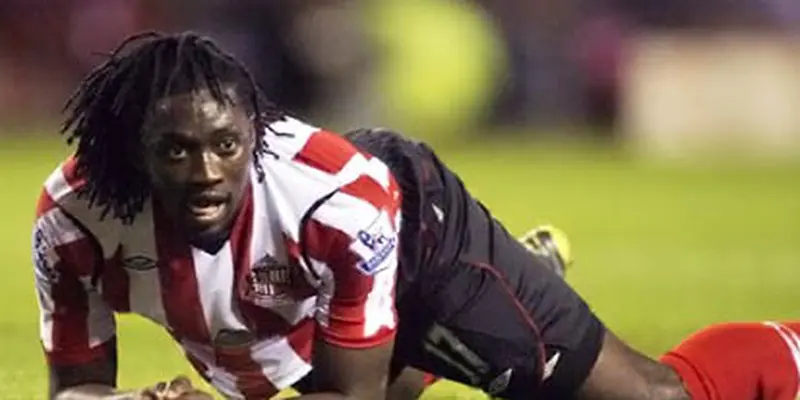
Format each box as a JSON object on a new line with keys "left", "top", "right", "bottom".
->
{"left": 660, "top": 321, "right": 800, "bottom": 400}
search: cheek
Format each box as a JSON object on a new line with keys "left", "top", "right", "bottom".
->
{"left": 231, "top": 154, "right": 253, "bottom": 184}
{"left": 146, "top": 160, "right": 184, "bottom": 191}
{"left": 222, "top": 152, "right": 253, "bottom": 191}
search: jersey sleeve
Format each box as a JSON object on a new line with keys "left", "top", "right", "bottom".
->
{"left": 303, "top": 170, "right": 402, "bottom": 349}
{"left": 33, "top": 192, "right": 116, "bottom": 366}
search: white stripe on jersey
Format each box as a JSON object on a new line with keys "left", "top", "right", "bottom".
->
{"left": 122, "top": 199, "right": 168, "bottom": 326}
{"left": 268, "top": 296, "right": 317, "bottom": 326}
{"left": 361, "top": 157, "right": 393, "bottom": 190}
{"left": 764, "top": 321, "right": 800, "bottom": 398}
{"left": 191, "top": 243, "right": 249, "bottom": 338}
{"left": 251, "top": 334, "right": 313, "bottom": 390}
{"left": 85, "top": 289, "right": 115, "bottom": 348}
{"left": 36, "top": 207, "right": 84, "bottom": 247}
{"left": 248, "top": 169, "right": 277, "bottom": 264}
{"left": 261, "top": 160, "right": 337, "bottom": 241}
{"left": 334, "top": 152, "right": 372, "bottom": 187}
{"left": 362, "top": 263, "right": 397, "bottom": 337}
{"left": 310, "top": 255, "right": 335, "bottom": 328}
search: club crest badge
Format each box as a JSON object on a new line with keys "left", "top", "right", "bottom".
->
{"left": 243, "top": 253, "right": 314, "bottom": 307}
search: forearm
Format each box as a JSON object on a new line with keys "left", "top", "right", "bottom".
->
{"left": 54, "top": 384, "right": 136, "bottom": 400}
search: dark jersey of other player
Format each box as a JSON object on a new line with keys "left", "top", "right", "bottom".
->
{"left": 336, "top": 128, "right": 605, "bottom": 399}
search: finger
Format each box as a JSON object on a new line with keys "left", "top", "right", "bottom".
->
{"left": 179, "top": 391, "right": 215, "bottom": 400}
{"left": 171, "top": 375, "right": 192, "bottom": 387}
{"left": 155, "top": 381, "right": 168, "bottom": 394}
{"left": 143, "top": 381, "right": 170, "bottom": 399}
{"left": 166, "top": 375, "right": 194, "bottom": 397}
{"left": 135, "top": 388, "right": 162, "bottom": 400}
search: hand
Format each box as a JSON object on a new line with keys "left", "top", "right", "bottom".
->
{"left": 135, "top": 376, "right": 214, "bottom": 400}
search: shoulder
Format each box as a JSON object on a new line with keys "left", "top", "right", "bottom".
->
{"left": 255, "top": 116, "right": 400, "bottom": 218}
{"left": 261, "top": 116, "right": 367, "bottom": 178}
{"left": 35, "top": 156, "right": 124, "bottom": 259}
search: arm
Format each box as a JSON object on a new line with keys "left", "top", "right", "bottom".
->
{"left": 33, "top": 206, "right": 126, "bottom": 400}
{"left": 289, "top": 344, "right": 395, "bottom": 400}
{"left": 296, "top": 173, "right": 403, "bottom": 399}
{"left": 49, "top": 342, "right": 125, "bottom": 400}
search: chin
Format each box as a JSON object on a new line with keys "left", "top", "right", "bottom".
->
{"left": 184, "top": 220, "right": 231, "bottom": 242}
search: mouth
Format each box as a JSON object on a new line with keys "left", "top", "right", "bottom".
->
{"left": 186, "top": 192, "right": 230, "bottom": 223}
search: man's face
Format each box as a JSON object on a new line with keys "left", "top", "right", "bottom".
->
{"left": 142, "top": 88, "right": 255, "bottom": 241}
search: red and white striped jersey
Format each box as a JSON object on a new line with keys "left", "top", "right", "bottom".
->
{"left": 32, "top": 117, "right": 402, "bottom": 399}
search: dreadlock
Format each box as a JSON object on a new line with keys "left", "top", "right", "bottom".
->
{"left": 61, "top": 31, "right": 287, "bottom": 223}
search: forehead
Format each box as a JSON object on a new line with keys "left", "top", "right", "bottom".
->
{"left": 145, "top": 87, "right": 248, "bottom": 132}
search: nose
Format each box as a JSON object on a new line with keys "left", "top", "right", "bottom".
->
{"left": 189, "top": 150, "right": 223, "bottom": 186}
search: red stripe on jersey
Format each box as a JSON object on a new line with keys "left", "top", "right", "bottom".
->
{"left": 286, "top": 318, "right": 315, "bottom": 363}
{"left": 61, "top": 155, "right": 86, "bottom": 191}
{"left": 339, "top": 174, "right": 401, "bottom": 223}
{"left": 303, "top": 218, "right": 395, "bottom": 347}
{"left": 284, "top": 234, "right": 302, "bottom": 266}
{"left": 35, "top": 189, "right": 57, "bottom": 218}
{"left": 54, "top": 237, "right": 97, "bottom": 282}
{"left": 47, "top": 271, "right": 103, "bottom": 365}
{"left": 282, "top": 234, "right": 318, "bottom": 300}
{"left": 226, "top": 188, "right": 277, "bottom": 397}
{"left": 153, "top": 204, "right": 211, "bottom": 344}
{"left": 101, "top": 249, "right": 130, "bottom": 312}
{"left": 339, "top": 175, "right": 391, "bottom": 212}
{"left": 293, "top": 130, "right": 359, "bottom": 174}
{"left": 215, "top": 344, "right": 278, "bottom": 400}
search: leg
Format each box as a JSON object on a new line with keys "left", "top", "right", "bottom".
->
{"left": 401, "top": 156, "right": 695, "bottom": 399}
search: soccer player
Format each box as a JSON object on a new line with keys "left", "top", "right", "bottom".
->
{"left": 31, "top": 31, "right": 798, "bottom": 400}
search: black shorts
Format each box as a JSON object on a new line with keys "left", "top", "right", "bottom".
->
{"left": 348, "top": 129, "right": 605, "bottom": 399}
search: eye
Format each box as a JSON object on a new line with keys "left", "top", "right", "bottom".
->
{"left": 165, "top": 144, "right": 188, "bottom": 161}
{"left": 218, "top": 137, "right": 240, "bottom": 154}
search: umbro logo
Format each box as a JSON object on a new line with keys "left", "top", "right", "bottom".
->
{"left": 123, "top": 256, "right": 157, "bottom": 271}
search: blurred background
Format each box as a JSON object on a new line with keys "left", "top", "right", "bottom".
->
{"left": 1, "top": 1, "right": 798, "bottom": 398}
{"left": 3, "top": 0, "right": 800, "bottom": 155}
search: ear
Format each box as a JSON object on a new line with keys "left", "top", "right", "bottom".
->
{"left": 247, "top": 115, "right": 261, "bottom": 152}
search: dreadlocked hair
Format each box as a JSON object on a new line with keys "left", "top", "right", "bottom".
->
{"left": 61, "top": 31, "right": 287, "bottom": 223}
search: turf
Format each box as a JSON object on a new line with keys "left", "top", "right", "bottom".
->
{"left": 1, "top": 136, "right": 798, "bottom": 399}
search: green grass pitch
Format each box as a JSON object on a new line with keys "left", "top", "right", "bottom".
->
{"left": 1, "top": 136, "right": 798, "bottom": 399}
